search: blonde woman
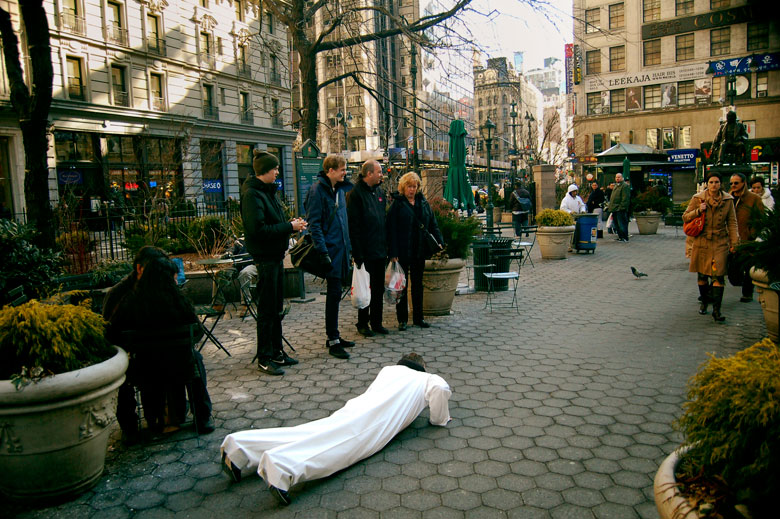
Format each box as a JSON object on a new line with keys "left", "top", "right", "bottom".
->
{"left": 386, "top": 172, "right": 443, "bottom": 330}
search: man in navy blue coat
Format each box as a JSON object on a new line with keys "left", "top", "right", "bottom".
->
{"left": 305, "top": 155, "right": 354, "bottom": 359}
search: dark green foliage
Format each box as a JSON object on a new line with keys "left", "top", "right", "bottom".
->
{"left": 0, "top": 300, "right": 114, "bottom": 380}
{"left": 632, "top": 188, "right": 674, "bottom": 214}
{"left": 89, "top": 260, "right": 132, "bottom": 289}
{"left": 0, "top": 220, "right": 64, "bottom": 298}
{"left": 429, "top": 197, "right": 480, "bottom": 259}
{"left": 737, "top": 207, "right": 780, "bottom": 282}
{"left": 676, "top": 339, "right": 780, "bottom": 514}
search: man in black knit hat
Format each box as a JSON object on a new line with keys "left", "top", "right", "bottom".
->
{"left": 241, "top": 150, "right": 307, "bottom": 375}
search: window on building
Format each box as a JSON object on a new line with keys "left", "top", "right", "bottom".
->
{"left": 240, "top": 92, "right": 252, "bottom": 123}
{"left": 271, "top": 98, "right": 281, "bottom": 127}
{"left": 710, "top": 27, "right": 730, "bottom": 56}
{"left": 676, "top": 0, "right": 693, "bottom": 16}
{"left": 643, "top": 0, "right": 660, "bottom": 22}
{"left": 609, "top": 3, "right": 624, "bottom": 30}
{"left": 646, "top": 128, "right": 659, "bottom": 149}
{"left": 676, "top": 33, "right": 694, "bottom": 61}
{"left": 61, "top": 0, "right": 85, "bottom": 35}
{"left": 643, "top": 85, "right": 661, "bottom": 109}
{"left": 662, "top": 128, "right": 675, "bottom": 149}
{"left": 200, "top": 31, "right": 212, "bottom": 55}
{"left": 203, "top": 84, "right": 217, "bottom": 118}
{"left": 711, "top": 0, "right": 729, "bottom": 9}
{"left": 678, "top": 126, "right": 691, "bottom": 148}
{"left": 585, "top": 8, "right": 600, "bottom": 34}
{"left": 234, "top": 0, "right": 244, "bottom": 22}
{"left": 757, "top": 72, "right": 768, "bottom": 97}
{"left": 219, "top": 87, "right": 226, "bottom": 105}
{"left": 678, "top": 80, "right": 695, "bottom": 105}
{"left": 150, "top": 73, "right": 165, "bottom": 111}
{"left": 593, "top": 133, "right": 604, "bottom": 154}
{"left": 610, "top": 89, "right": 625, "bottom": 113}
{"left": 587, "top": 92, "right": 601, "bottom": 115}
{"left": 747, "top": 22, "right": 769, "bottom": 51}
{"left": 111, "top": 65, "right": 128, "bottom": 107}
{"left": 610, "top": 45, "right": 625, "bottom": 72}
{"left": 147, "top": 14, "right": 165, "bottom": 55}
{"left": 266, "top": 10, "right": 274, "bottom": 33}
{"left": 644, "top": 39, "right": 661, "bottom": 66}
{"left": 199, "top": 0, "right": 208, "bottom": 8}
{"left": 105, "top": 1, "right": 127, "bottom": 46}
{"left": 609, "top": 132, "right": 620, "bottom": 147}
{"left": 586, "top": 50, "right": 601, "bottom": 74}
{"left": 66, "top": 57, "right": 85, "bottom": 100}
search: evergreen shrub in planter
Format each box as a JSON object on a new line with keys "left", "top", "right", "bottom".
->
{"left": 536, "top": 209, "right": 575, "bottom": 260}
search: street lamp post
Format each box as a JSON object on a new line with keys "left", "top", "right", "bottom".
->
{"left": 481, "top": 118, "right": 496, "bottom": 232}
{"left": 335, "top": 111, "right": 343, "bottom": 151}
{"left": 410, "top": 42, "right": 419, "bottom": 172}
{"left": 509, "top": 102, "right": 520, "bottom": 189}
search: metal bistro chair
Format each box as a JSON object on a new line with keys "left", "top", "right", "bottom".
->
{"left": 483, "top": 248, "right": 520, "bottom": 313}
{"left": 515, "top": 225, "right": 538, "bottom": 268}
{"left": 237, "top": 270, "right": 296, "bottom": 362}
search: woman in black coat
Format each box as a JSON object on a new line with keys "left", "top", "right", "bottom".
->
{"left": 386, "top": 172, "right": 444, "bottom": 330}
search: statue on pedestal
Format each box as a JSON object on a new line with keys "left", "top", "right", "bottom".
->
{"left": 711, "top": 111, "right": 748, "bottom": 165}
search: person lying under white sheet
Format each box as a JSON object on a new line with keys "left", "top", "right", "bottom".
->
{"left": 220, "top": 352, "right": 451, "bottom": 505}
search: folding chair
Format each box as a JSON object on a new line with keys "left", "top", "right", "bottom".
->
{"left": 483, "top": 248, "right": 520, "bottom": 313}
{"left": 515, "top": 225, "right": 537, "bottom": 268}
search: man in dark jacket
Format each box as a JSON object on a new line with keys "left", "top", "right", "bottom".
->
{"left": 305, "top": 155, "right": 354, "bottom": 359}
{"left": 607, "top": 173, "right": 630, "bottom": 242}
{"left": 586, "top": 181, "right": 605, "bottom": 238}
{"left": 347, "top": 160, "right": 389, "bottom": 337}
{"left": 509, "top": 183, "right": 532, "bottom": 236}
{"left": 241, "top": 150, "right": 307, "bottom": 376}
{"left": 730, "top": 172, "right": 764, "bottom": 302}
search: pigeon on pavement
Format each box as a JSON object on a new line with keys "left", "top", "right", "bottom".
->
{"left": 631, "top": 266, "right": 648, "bottom": 278}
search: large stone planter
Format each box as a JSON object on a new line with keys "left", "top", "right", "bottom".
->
{"left": 537, "top": 226, "right": 575, "bottom": 259}
{"left": 0, "top": 347, "right": 129, "bottom": 500}
{"left": 635, "top": 212, "right": 662, "bottom": 235}
{"left": 654, "top": 446, "right": 698, "bottom": 519}
{"left": 750, "top": 267, "right": 779, "bottom": 342}
{"left": 422, "top": 258, "right": 466, "bottom": 316}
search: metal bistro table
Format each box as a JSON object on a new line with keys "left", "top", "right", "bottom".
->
{"left": 194, "top": 258, "right": 235, "bottom": 356}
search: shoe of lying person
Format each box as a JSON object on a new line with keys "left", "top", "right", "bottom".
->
{"left": 222, "top": 452, "right": 242, "bottom": 483}
{"left": 270, "top": 485, "right": 291, "bottom": 505}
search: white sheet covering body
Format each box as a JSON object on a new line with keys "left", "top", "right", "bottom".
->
{"left": 220, "top": 365, "right": 451, "bottom": 491}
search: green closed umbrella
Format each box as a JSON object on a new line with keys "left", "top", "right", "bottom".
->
{"left": 444, "top": 120, "right": 475, "bottom": 211}
{"left": 622, "top": 156, "right": 630, "bottom": 178}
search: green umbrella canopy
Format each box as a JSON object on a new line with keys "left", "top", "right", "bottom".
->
{"left": 444, "top": 119, "right": 475, "bottom": 210}
{"left": 622, "top": 156, "right": 631, "bottom": 178}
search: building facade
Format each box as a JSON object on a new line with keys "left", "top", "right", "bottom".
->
{"left": 571, "top": 0, "right": 779, "bottom": 201}
{"left": 0, "top": 0, "right": 296, "bottom": 216}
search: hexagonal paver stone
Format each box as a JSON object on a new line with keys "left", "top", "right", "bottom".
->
{"left": 573, "top": 471, "right": 613, "bottom": 491}
{"left": 422, "top": 474, "right": 459, "bottom": 493}
{"left": 458, "top": 474, "right": 497, "bottom": 494}
{"left": 562, "top": 487, "right": 605, "bottom": 507}
{"left": 593, "top": 501, "right": 641, "bottom": 518}
{"left": 496, "top": 473, "right": 535, "bottom": 493}
{"left": 92, "top": 506, "right": 132, "bottom": 519}
{"left": 320, "top": 490, "right": 360, "bottom": 511}
{"left": 521, "top": 488, "right": 564, "bottom": 509}
{"left": 506, "top": 505, "right": 550, "bottom": 519}
{"left": 423, "top": 506, "right": 466, "bottom": 519}
{"left": 535, "top": 472, "right": 574, "bottom": 492}
{"left": 383, "top": 474, "right": 421, "bottom": 494}
{"left": 420, "top": 448, "right": 454, "bottom": 464}
{"left": 125, "top": 490, "right": 166, "bottom": 510}
{"left": 438, "top": 460, "right": 474, "bottom": 478}
{"left": 402, "top": 461, "right": 438, "bottom": 479}
{"left": 401, "top": 489, "right": 442, "bottom": 511}
{"left": 361, "top": 490, "right": 401, "bottom": 512}
{"left": 601, "top": 485, "right": 645, "bottom": 506}
{"left": 365, "top": 461, "right": 402, "bottom": 478}
{"left": 441, "top": 489, "right": 482, "bottom": 511}
{"left": 165, "top": 490, "right": 204, "bottom": 512}
{"left": 336, "top": 507, "right": 380, "bottom": 519}
{"left": 482, "top": 488, "right": 523, "bottom": 510}
{"left": 549, "top": 503, "right": 596, "bottom": 519}
{"left": 474, "top": 460, "right": 510, "bottom": 478}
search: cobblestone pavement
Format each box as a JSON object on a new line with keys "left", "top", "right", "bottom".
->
{"left": 8, "top": 224, "right": 769, "bottom": 518}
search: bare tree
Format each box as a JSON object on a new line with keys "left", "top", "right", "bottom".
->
{"left": 0, "top": 0, "right": 54, "bottom": 247}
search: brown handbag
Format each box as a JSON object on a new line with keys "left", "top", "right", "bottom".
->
{"left": 683, "top": 211, "right": 705, "bottom": 237}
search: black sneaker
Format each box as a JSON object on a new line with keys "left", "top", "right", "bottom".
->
{"left": 327, "top": 342, "right": 350, "bottom": 359}
{"left": 270, "top": 485, "right": 291, "bottom": 506}
{"left": 258, "top": 360, "right": 285, "bottom": 376}
{"left": 338, "top": 337, "right": 356, "bottom": 348}
{"left": 272, "top": 351, "right": 299, "bottom": 366}
{"left": 222, "top": 452, "right": 242, "bottom": 483}
{"left": 356, "top": 325, "right": 375, "bottom": 337}
{"left": 372, "top": 325, "right": 390, "bottom": 335}
{"left": 413, "top": 320, "right": 431, "bottom": 328}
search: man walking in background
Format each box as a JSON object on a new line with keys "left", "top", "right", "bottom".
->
{"left": 347, "top": 160, "right": 389, "bottom": 337}
{"left": 730, "top": 173, "right": 764, "bottom": 302}
{"left": 608, "top": 173, "right": 630, "bottom": 242}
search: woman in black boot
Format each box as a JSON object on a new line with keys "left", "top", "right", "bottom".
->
{"left": 683, "top": 172, "right": 738, "bottom": 322}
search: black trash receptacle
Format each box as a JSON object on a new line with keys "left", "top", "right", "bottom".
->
{"left": 473, "top": 237, "right": 513, "bottom": 291}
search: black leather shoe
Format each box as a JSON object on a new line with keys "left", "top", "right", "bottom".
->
{"left": 372, "top": 325, "right": 390, "bottom": 335}
{"left": 197, "top": 416, "right": 215, "bottom": 434}
{"left": 272, "top": 351, "right": 299, "bottom": 366}
{"left": 328, "top": 344, "right": 350, "bottom": 359}
{"left": 338, "top": 338, "right": 356, "bottom": 348}
{"left": 356, "top": 325, "right": 375, "bottom": 337}
{"left": 398, "top": 322, "right": 408, "bottom": 331}
{"left": 413, "top": 320, "right": 431, "bottom": 328}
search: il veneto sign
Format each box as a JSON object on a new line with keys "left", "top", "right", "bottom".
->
{"left": 641, "top": 5, "right": 762, "bottom": 40}
{"left": 584, "top": 63, "right": 708, "bottom": 93}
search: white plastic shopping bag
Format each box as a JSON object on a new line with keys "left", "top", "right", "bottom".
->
{"left": 351, "top": 265, "right": 371, "bottom": 309}
{"left": 384, "top": 261, "right": 406, "bottom": 304}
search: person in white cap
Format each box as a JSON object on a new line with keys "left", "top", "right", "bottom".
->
{"left": 560, "top": 184, "right": 586, "bottom": 214}
{"left": 219, "top": 353, "right": 451, "bottom": 506}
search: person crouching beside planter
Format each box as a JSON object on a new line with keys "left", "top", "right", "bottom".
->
{"left": 682, "top": 171, "right": 738, "bottom": 322}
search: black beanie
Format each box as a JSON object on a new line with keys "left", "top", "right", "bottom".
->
{"left": 253, "top": 150, "right": 279, "bottom": 175}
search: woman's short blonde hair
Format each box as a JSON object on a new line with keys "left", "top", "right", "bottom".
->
{"left": 398, "top": 172, "right": 421, "bottom": 194}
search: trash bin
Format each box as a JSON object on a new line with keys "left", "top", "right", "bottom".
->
{"left": 472, "top": 237, "right": 513, "bottom": 291}
{"left": 574, "top": 213, "right": 598, "bottom": 254}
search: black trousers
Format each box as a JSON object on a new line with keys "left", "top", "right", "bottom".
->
{"left": 254, "top": 260, "right": 284, "bottom": 362}
{"left": 326, "top": 275, "right": 342, "bottom": 340}
{"left": 397, "top": 257, "right": 425, "bottom": 324}
{"left": 357, "top": 259, "right": 386, "bottom": 329}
